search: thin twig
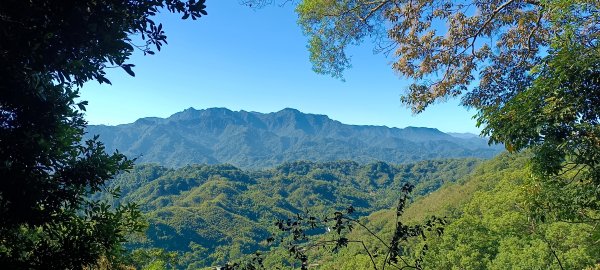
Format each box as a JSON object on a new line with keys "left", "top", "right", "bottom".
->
{"left": 343, "top": 217, "right": 391, "bottom": 249}
{"left": 544, "top": 239, "right": 565, "bottom": 270}
{"left": 360, "top": 1, "right": 390, "bottom": 22}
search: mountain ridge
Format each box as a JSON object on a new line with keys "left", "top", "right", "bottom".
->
{"left": 86, "top": 107, "right": 504, "bottom": 168}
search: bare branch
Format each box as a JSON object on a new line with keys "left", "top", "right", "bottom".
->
{"left": 470, "top": 0, "right": 518, "bottom": 53}
{"left": 359, "top": 0, "right": 391, "bottom": 22}
{"left": 526, "top": 9, "right": 545, "bottom": 55}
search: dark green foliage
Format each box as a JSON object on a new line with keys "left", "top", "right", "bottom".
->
{"left": 0, "top": 0, "right": 205, "bottom": 267}
{"left": 86, "top": 107, "right": 503, "bottom": 168}
{"left": 103, "top": 159, "right": 479, "bottom": 268}
{"left": 0, "top": 0, "right": 207, "bottom": 88}
{"left": 479, "top": 39, "right": 600, "bottom": 220}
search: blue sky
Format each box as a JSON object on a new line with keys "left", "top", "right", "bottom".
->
{"left": 80, "top": 1, "right": 480, "bottom": 134}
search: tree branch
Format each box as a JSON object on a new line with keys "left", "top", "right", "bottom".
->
{"left": 470, "top": 0, "right": 517, "bottom": 54}
{"left": 359, "top": 0, "right": 390, "bottom": 23}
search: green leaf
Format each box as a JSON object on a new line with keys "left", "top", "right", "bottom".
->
{"left": 122, "top": 64, "right": 136, "bottom": 77}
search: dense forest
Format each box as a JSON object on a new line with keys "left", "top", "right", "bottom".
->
{"left": 298, "top": 153, "right": 600, "bottom": 270}
{"left": 101, "top": 158, "right": 480, "bottom": 268}
{"left": 116, "top": 153, "right": 600, "bottom": 269}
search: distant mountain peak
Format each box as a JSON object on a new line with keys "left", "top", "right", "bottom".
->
{"left": 169, "top": 107, "right": 200, "bottom": 120}
{"left": 86, "top": 107, "right": 504, "bottom": 168}
{"left": 133, "top": 117, "right": 162, "bottom": 125}
{"left": 271, "top": 108, "right": 302, "bottom": 118}
{"left": 278, "top": 107, "right": 301, "bottom": 113}
{"left": 168, "top": 107, "right": 238, "bottom": 121}
{"left": 403, "top": 126, "right": 445, "bottom": 133}
{"left": 204, "top": 107, "right": 233, "bottom": 113}
{"left": 404, "top": 126, "right": 439, "bottom": 131}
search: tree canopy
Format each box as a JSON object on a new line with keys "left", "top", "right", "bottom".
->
{"left": 294, "top": 0, "right": 597, "bottom": 112}
{"left": 0, "top": 0, "right": 206, "bottom": 267}
{"left": 290, "top": 0, "right": 600, "bottom": 222}
{"left": 100, "top": 159, "right": 478, "bottom": 268}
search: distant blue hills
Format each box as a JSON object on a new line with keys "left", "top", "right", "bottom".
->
{"left": 86, "top": 107, "right": 504, "bottom": 168}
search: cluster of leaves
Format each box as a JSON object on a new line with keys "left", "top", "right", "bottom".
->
{"left": 0, "top": 0, "right": 207, "bottom": 86}
{"left": 480, "top": 40, "right": 600, "bottom": 221}
{"left": 290, "top": 0, "right": 598, "bottom": 117}
{"left": 0, "top": 0, "right": 205, "bottom": 267}
{"left": 292, "top": 0, "right": 553, "bottom": 111}
{"left": 0, "top": 74, "right": 144, "bottom": 268}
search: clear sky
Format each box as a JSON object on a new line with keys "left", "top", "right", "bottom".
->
{"left": 79, "top": 1, "right": 481, "bottom": 134}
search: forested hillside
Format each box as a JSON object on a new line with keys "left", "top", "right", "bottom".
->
{"left": 120, "top": 153, "right": 600, "bottom": 270}
{"left": 86, "top": 108, "right": 503, "bottom": 168}
{"left": 103, "top": 159, "right": 480, "bottom": 268}
{"left": 252, "top": 153, "right": 600, "bottom": 270}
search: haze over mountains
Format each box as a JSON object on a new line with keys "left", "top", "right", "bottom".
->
{"left": 87, "top": 107, "right": 504, "bottom": 168}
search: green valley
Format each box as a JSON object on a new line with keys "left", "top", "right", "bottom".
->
{"left": 114, "top": 152, "right": 600, "bottom": 270}
{"left": 102, "top": 159, "right": 480, "bottom": 268}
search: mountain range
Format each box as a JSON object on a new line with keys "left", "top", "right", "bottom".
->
{"left": 86, "top": 107, "right": 504, "bottom": 168}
